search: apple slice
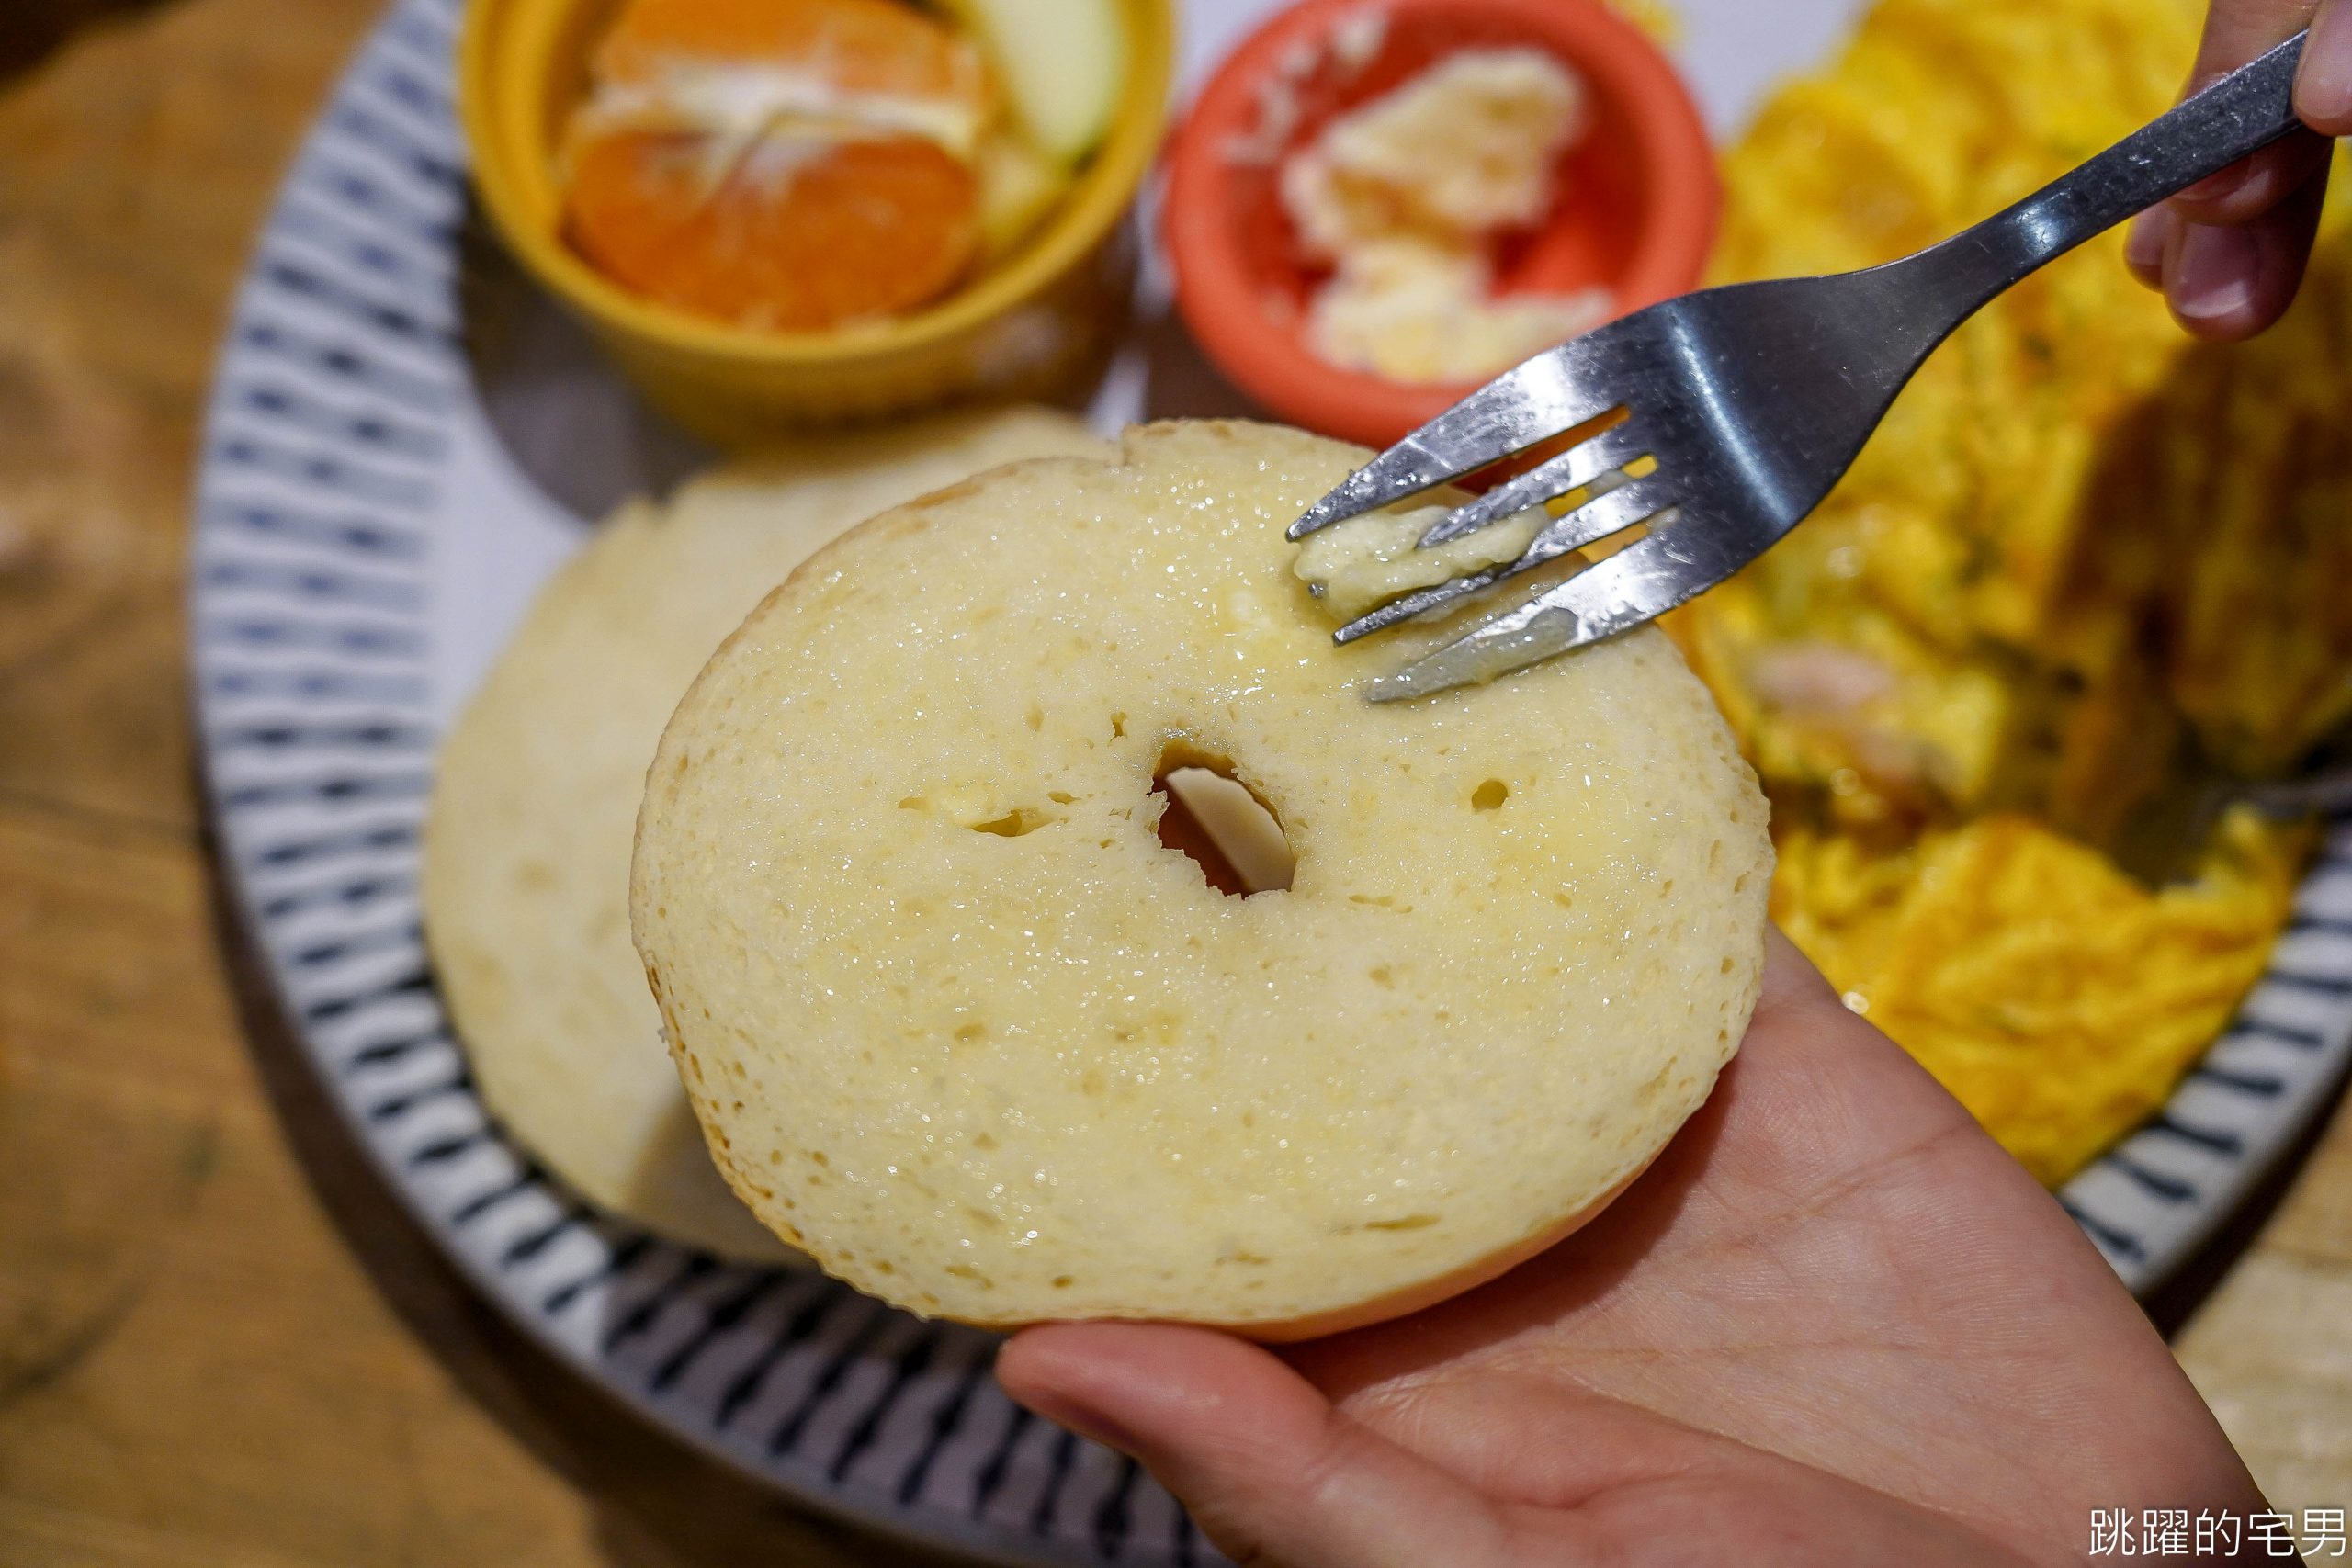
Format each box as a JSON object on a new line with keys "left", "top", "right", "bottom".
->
{"left": 976, "top": 131, "right": 1071, "bottom": 254}
{"left": 937, "top": 0, "right": 1127, "bottom": 164}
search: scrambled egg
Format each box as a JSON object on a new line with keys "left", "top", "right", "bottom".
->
{"left": 1670, "top": 0, "right": 2352, "bottom": 1182}
{"left": 1774, "top": 810, "right": 2303, "bottom": 1185}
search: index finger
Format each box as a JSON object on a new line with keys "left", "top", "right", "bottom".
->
{"left": 2194, "top": 0, "right": 2319, "bottom": 82}
{"left": 2165, "top": 0, "right": 2328, "bottom": 224}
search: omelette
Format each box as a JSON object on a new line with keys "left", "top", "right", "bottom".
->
{"left": 1672, "top": 0, "right": 2352, "bottom": 1183}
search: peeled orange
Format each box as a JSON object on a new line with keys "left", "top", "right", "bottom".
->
{"left": 563, "top": 0, "right": 991, "bottom": 331}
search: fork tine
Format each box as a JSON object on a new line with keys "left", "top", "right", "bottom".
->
{"left": 1330, "top": 475, "right": 1675, "bottom": 645}
{"left": 1287, "top": 346, "right": 1616, "bottom": 540}
{"left": 1365, "top": 518, "right": 1744, "bottom": 703}
{"left": 1515, "top": 473, "right": 1671, "bottom": 566}
{"left": 1330, "top": 562, "right": 1516, "bottom": 645}
{"left": 1415, "top": 421, "right": 1648, "bottom": 548}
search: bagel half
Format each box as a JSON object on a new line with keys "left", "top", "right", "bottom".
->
{"left": 422, "top": 407, "right": 1102, "bottom": 1258}
{"left": 632, "top": 419, "right": 1771, "bottom": 1335}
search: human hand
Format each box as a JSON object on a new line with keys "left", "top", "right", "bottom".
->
{"left": 2125, "top": 0, "right": 2352, "bottom": 339}
{"left": 997, "top": 933, "right": 2266, "bottom": 1567}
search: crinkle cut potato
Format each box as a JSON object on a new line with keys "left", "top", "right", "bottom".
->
{"left": 632, "top": 420, "right": 1772, "bottom": 1337}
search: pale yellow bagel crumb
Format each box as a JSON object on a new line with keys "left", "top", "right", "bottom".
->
{"left": 632, "top": 419, "right": 1771, "bottom": 1333}
{"left": 422, "top": 407, "right": 1102, "bottom": 1258}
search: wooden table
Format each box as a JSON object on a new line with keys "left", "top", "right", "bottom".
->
{"left": 0, "top": 4, "right": 2346, "bottom": 1563}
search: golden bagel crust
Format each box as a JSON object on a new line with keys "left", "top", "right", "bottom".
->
{"left": 633, "top": 419, "right": 1771, "bottom": 1333}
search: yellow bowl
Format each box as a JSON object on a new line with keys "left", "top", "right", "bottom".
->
{"left": 459, "top": 0, "right": 1175, "bottom": 446}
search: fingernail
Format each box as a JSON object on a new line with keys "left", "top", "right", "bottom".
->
{"left": 2170, "top": 221, "right": 2258, "bottom": 321}
{"left": 2177, "top": 164, "right": 2250, "bottom": 205}
{"left": 2299, "top": 0, "right": 2352, "bottom": 128}
{"left": 2123, "top": 210, "right": 2169, "bottom": 285}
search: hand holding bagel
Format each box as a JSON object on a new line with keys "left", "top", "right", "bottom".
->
{"left": 999, "top": 934, "right": 2270, "bottom": 1568}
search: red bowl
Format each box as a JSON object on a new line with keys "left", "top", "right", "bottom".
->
{"left": 1162, "top": 0, "right": 1720, "bottom": 447}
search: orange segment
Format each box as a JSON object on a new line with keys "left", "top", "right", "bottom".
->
{"left": 562, "top": 0, "right": 992, "bottom": 332}
{"left": 595, "top": 0, "right": 990, "bottom": 106}
{"left": 566, "top": 129, "right": 980, "bottom": 330}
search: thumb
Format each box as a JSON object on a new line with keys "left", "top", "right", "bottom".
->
{"left": 997, "top": 1322, "right": 1530, "bottom": 1568}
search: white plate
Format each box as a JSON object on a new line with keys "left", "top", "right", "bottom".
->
{"left": 189, "top": 1, "right": 2352, "bottom": 1560}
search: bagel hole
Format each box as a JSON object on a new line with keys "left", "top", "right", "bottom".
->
{"left": 1150, "top": 743, "right": 1295, "bottom": 896}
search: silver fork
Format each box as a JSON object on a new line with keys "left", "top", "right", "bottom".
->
{"left": 1290, "top": 31, "right": 2312, "bottom": 702}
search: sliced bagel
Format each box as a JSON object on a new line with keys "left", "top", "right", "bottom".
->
{"left": 633, "top": 418, "right": 1770, "bottom": 1331}
{"left": 423, "top": 407, "right": 1102, "bottom": 1258}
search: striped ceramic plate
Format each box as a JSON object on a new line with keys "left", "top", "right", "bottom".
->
{"left": 189, "top": 0, "right": 2352, "bottom": 1562}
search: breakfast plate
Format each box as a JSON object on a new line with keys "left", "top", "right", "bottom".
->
{"left": 189, "top": 0, "right": 2352, "bottom": 1561}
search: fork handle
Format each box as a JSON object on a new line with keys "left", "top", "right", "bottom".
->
{"left": 1912, "top": 30, "right": 2309, "bottom": 316}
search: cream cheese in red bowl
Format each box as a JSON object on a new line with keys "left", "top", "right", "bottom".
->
{"left": 1163, "top": 0, "right": 1719, "bottom": 447}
